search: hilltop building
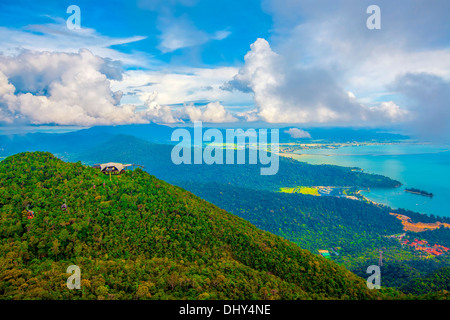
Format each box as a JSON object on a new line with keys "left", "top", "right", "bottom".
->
{"left": 93, "top": 162, "right": 143, "bottom": 175}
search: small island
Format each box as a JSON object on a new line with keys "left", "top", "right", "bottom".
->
{"left": 405, "top": 188, "right": 433, "bottom": 197}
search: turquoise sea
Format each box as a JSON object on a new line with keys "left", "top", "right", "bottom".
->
{"left": 294, "top": 143, "right": 450, "bottom": 218}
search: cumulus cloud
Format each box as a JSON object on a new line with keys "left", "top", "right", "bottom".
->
{"left": 113, "top": 67, "right": 252, "bottom": 109}
{"left": 251, "top": 0, "right": 450, "bottom": 139}
{"left": 178, "top": 101, "right": 237, "bottom": 123}
{"left": 140, "top": 94, "right": 238, "bottom": 123}
{"left": 284, "top": 128, "right": 311, "bottom": 139}
{"left": 367, "top": 101, "right": 409, "bottom": 122}
{"left": 0, "top": 50, "right": 159, "bottom": 126}
{"left": 225, "top": 38, "right": 409, "bottom": 125}
{"left": 143, "top": 91, "right": 178, "bottom": 123}
{"left": 0, "top": 50, "right": 241, "bottom": 126}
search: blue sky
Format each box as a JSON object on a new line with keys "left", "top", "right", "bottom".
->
{"left": 0, "top": 0, "right": 272, "bottom": 67}
{"left": 0, "top": 0, "right": 449, "bottom": 140}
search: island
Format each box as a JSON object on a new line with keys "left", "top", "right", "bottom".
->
{"left": 405, "top": 188, "right": 433, "bottom": 197}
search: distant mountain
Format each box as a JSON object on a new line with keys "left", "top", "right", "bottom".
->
{"left": 0, "top": 151, "right": 396, "bottom": 300}
{"left": 71, "top": 134, "right": 402, "bottom": 190}
{"left": 71, "top": 123, "right": 175, "bottom": 144}
{"left": 0, "top": 123, "right": 175, "bottom": 157}
{"left": 0, "top": 123, "right": 409, "bottom": 159}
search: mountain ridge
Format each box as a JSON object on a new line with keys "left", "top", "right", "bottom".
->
{"left": 70, "top": 134, "right": 402, "bottom": 190}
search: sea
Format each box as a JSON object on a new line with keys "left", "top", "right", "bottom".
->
{"left": 293, "top": 143, "right": 450, "bottom": 218}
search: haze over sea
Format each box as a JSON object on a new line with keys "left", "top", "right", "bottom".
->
{"left": 295, "top": 143, "right": 450, "bottom": 218}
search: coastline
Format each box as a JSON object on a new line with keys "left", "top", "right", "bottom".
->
{"left": 278, "top": 143, "right": 450, "bottom": 219}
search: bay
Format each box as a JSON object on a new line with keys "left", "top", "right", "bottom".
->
{"left": 293, "top": 143, "right": 450, "bottom": 218}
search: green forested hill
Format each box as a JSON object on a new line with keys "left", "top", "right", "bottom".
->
{"left": 400, "top": 267, "right": 450, "bottom": 296}
{"left": 0, "top": 151, "right": 399, "bottom": 300}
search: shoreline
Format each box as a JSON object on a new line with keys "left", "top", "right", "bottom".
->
{"left": 279, "top": 147, "right": 447, "bottom": 219}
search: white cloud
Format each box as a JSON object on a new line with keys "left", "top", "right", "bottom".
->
{"left": 0, "top": 50, "right": 153, "bottom": 125}
{"left": 4, "top": 0, "right": 446, "bottom": 133}
{"left": 143, "top": 91, "right": 178, "bottom": 123}
{"left": 284, "top": 128, "right": 311, "bottom": 139}
{"left": 213, "top": 30, "right": 231, "bottom": 41}
{"left": 0, "top": 49, "right": 242, "bottom": 126}
{"left": 368, "top": 101, "right": 409, "bottom": 122}
{"left": 138, "top": 93, "right": 238, "bottom": 123}
{"left": 178, "top": 101, "right": 237, "bottom": 123}
{"left": 112, "top": 67, "right": 252, "bottom": 107}
{"left": 136, "top": 0, "right": 230, "bottom": 53}
{"left": 156, "top": 14, "right": 230, "bottom": 53}
{"left": 225, "top": 38, "right": 408, "bottom": 125}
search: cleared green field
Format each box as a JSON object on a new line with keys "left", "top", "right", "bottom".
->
{"left": 279, "top": 186, "right": 320, "bottom": 196}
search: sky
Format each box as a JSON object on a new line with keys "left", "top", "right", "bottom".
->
{"left": 0, "top": 0, "right": 449, "bottom": 140}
